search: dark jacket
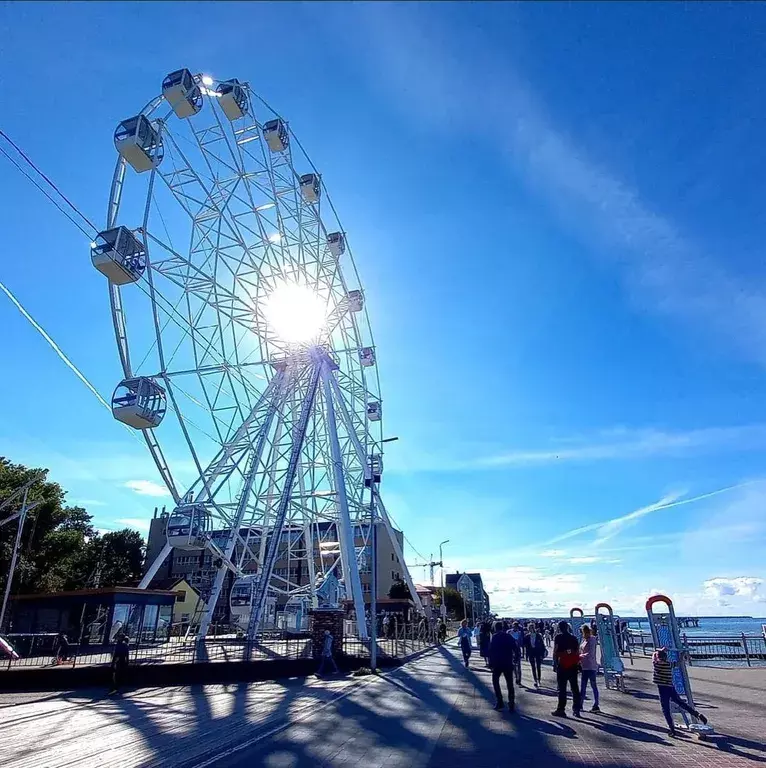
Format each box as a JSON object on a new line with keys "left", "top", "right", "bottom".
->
{"left": 524, "top": 631, "right": 547, "bottom": 658}
{"left": 553, "top": 631, "right": 580, "bottom": 670}
{"left": 488, "top": 631, "right": 520, "bottom": 670}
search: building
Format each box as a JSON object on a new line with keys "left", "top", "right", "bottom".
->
{"left": 144, "top": 508, "right": 407, "bottom": 625}
{"left": 414, "top": 584, "right": 440, "bottom": 616}
{"left": 152, "top": 578, "right": 206, "bottom": 630}
{"left": 5, "top": 587, "right": 179, "bottom": 646}
{"left": 445, "top": 572, "right": 491, "bottom": 618}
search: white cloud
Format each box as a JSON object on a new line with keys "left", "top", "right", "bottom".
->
{"left": 539, "top": 549, "right": 566, "bottom": 558}
{"left": 703, "top": 577, "right": 763, "bottom": 599}
{"left": 124, "top": 480, "right": 171, "bottom": 497}
{"left": 476, "top": 425, "right": 766, "bottom": 468}
{"left": 114, "top": 517, "right": 150, "bottom": 533}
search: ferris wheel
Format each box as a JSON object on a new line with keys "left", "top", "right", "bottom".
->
{"left": 91, "top": 68, "right": 422, "bottom": 639}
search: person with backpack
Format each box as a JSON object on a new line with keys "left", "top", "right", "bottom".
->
{"left": 524, "top": 621, "right": 547, "bottom": 688}
{"left": 652, "top": 648, "right": 707, "bottom": 737}
{"left": 552, "top": 620, "right": 581, "bottom": 717}
{"left": 489, "top": 621, "right": 520, "bottom": 711}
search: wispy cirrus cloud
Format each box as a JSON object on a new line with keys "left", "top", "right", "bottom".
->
{"left": 475, "top": 424, "right": 766, "bottom": 469}
{"left": 345, "top": 4, "right": 766, "bottom": 364}
{"left": 124, "top": 479, "right": 171, "bottom": 497}
{"left": 537, "top": 482, "right": 749, "bottom": 550}
{"left": 114, "top": 517, "right": 150, "bottom": 532}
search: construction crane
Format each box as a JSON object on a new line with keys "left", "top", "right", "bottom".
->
{"left": 411, "top": 554, "right": 443, "bottom": 586}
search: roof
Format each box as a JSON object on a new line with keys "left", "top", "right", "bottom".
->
{"left": 152, "top": 577, "right": 201, "bottom": 596}
{"left": 11, "top": 587, "right": 181, "bottom": 601}
{"left": 445, "top": 573, "right": 484, "bottom": 586}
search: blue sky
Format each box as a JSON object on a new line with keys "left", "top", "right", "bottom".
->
{"left": 2, "top": 2, "right": 766, "bottom": 616}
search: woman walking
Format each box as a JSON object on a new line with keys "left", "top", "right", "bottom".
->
{"left": 580, "top": 625, "right": 600, "bottom": 713}
{"left": 524, "top": 621, "right": 547, "bottom": 688}
{"left": 479, "top": 621, "right": 492, "bottom": 667}
{"left": 509, "top": 621, "right": 524, "bottom": 684}
{"left": 457, "top": 619, "right": 473, "bottom": 668}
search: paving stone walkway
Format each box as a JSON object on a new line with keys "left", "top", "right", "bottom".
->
{"left": 1, "top": 641, "right": 764, "bottom": 767}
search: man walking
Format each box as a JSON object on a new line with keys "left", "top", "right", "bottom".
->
{"left": 552, "top": 620, "right": 581, "bottom": 718}
{"left": 489, "top": 621, "right": 520, "bottom": 712}
{"left": 109, "top": 635, "right": 130, "bottom": 694}
{"left": 317, "top": 629, "right": 340, "bottom": 676}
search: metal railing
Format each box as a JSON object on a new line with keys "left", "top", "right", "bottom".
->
{"left": 626, "top": 630, "right": 766, "bottom": 666}
{"left": 2, "top": 625, "right": 444, "bottom": 672}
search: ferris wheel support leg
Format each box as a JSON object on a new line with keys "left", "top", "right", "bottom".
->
{"left": 138, "top": 542, "right": 173, "bottom": 589}
{"left": 327, "top": 375, "right": 424, "bottom": 615}
{"left": 321, "top": 364, "right": 368, "bottom": 641}
{"left": 248, "top": 366, "right": 321, "bottom": 640}
{"left": 196, "top": 375, "right": 287, "bottom": 641}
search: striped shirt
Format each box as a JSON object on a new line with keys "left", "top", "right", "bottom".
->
{"left": 653, "top": 658, "right": 673, "bottom": 686}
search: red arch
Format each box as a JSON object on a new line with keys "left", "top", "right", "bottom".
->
{"left": 570, "top": 607, "right": 584, "bottom": 618}
{"left": 595, "top": 602, "right": 612, "bottom": 614}
{"left": 645, "top": 594, "right": 673, "bottom": 612}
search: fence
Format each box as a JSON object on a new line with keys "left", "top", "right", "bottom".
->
{"left": 2, "top": 623, "right": 444, "bottom": 672}
{"left": 626, "top": 629, "right": 766, "bottom": 667}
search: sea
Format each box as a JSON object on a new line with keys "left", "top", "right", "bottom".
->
{"left": 629, "top": 617, "right": 766, "bottom": 637}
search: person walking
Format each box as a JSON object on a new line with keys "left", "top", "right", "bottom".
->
{"left": 109, "top": 635, "right": 130, "bottom": 694}
{"left": 489, "top": 621, "right": 519, "bottom": 711}
{"left": 509, "top": 621, "right": 524, "bottom": 684}
{"left": 53, "top": 631, "right": 70, "bottom": 665}
{"left": 552, "top": 621, "right": 581, "bottom": 718}
{"left": 580, "top": 625, "right": 600, "bottom": 713}
{"left": 479, "top": 621, "right": 492, "bottom": 667}
{"left": 458, "top": 619, "right": 473, "bottom": 667}
{"left": 652, "top": 648, "right": 707, "bottom": 737}
{"left": 317, "top": 629, "right": 340, "bottom": 675}
{"left": 524, "top": 621, "right": 547, "bottom": 688}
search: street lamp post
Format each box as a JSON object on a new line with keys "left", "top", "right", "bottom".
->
{"left": 370, "top": 436, "right": 399, "bottom": 672}
{"left": 438, "top": 539, "right": 449, "bottom": 620}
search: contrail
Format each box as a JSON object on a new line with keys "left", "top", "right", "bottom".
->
{"left": 0, "top": 279, "right": 111, "bottom": 411}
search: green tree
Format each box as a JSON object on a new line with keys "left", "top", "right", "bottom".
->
{"left": 0, "top": 458, "right": 146, "bottom": 594}
{"left": 388, "top": 579, "right": 412, "bottom": 600}
{"left": 433, "top": 587, "right": 465, "bottom": 618}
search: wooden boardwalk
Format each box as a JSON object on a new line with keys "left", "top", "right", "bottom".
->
{"left": 2, "top": 643, "right": 764, "bottom": 768}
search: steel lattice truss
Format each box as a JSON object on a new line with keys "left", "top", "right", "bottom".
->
{"left": 100, "top": 71, "right": 421, "bottom": 639}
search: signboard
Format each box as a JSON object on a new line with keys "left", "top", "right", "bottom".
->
{"left": 457, "top": 573, "right": 473, "bottom": 599}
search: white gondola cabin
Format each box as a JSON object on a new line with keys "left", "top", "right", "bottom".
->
{"left": 111, "top": 377, "right": 166, "bottom": 429}
{"left": 166, "top": 504, "right": 209, "bottom": 549}
{"left": 359, "top": 347, "right": 376, "bottom": 367}
{"left": 162, "top": 69, "right": 202, "bottom": 119}
{"left": 230, "top": 575, "right": 276, "bottom": 630}
{"left": 114, "top": 115, "right": 163, "bottom": 173}
{"left": 300, "top": 173, "right": 321, "bottom": 204}
{"left": 263, "top": 118, "right": 289, "bottom": 152}
{"left": 365, "top": 453, "right": 383, "bottom": 487}
{"left": 366, "top": 400, "right": 382, "bottom": 422}
{"left": 346, "top": 290, "right": 364, "bottom": 312}
{"left": 327, "top": 232, "right": 345, "bottom": 258}
{"left": 216, "top": 78, "right": 248, "bottom": 121}
{"left": 91, "top": 227, "right": 146, "bottom": 285}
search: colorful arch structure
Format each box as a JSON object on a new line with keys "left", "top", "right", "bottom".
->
{"left": 569, "top": 606, "right": 585, "bottom": 637}
{"left": 645, "top": 594, "right": 714, "bottom": 737}
{"left": 594, "top": 602, "right": 626, "bottom": 691}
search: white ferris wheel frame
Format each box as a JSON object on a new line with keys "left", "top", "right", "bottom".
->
{"left": 102, "top": 73, "right": 422, "bottom": 640}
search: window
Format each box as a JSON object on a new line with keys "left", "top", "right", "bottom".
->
{"left": 362, "top": 583, "right": 371, "bottom": 594}
{"left": 391, "top": 553, "right": 395, "bottom": 561}
{"left": 176, "top": 591, "right": 186, "bottom": 602}
{"left": 391, "top": 571, "right": 395, "bottom": 580}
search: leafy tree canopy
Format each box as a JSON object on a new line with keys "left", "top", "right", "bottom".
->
{"left": 388, "top": 579, "right": 412, "bottom": 600}
{"left": 0, "top": 457, "right": 145, "bottom": 595}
